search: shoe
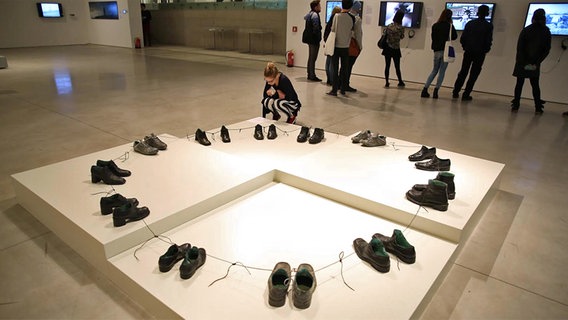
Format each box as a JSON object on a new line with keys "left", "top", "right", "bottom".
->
{"left": 413, "top": 171, "right": 456, "bottom": 200}
{"left": 220, "top": 125, "right": 231, "bottom": 143}
{"left": 361, "top": 134, "right": 386, "bottom": 147}
{"left": 91, "top": 165, "right": 126, "bottom": 185}
{"left": 421, "top": 88, "right": 430, "bottom": 98}
{"left": 384, "top": 82, "right": 390, "bottom": 88}
{"left": 563, "top": 111, "right": 568, "bottom": 117}
{"left": 353, "top": 237, "right": 390, "bottom": 273}
{"left": 462, "top": 95, "right": 473, "bottom": 101}
{"left": 272, "top": 112, "right": 281, "bottom": 121}
{"left": 133, "top": 140, "right": 159, "bottom": 155}
{"left": 158, "top": 243, "right": 190, "bottom": 272}
{"left": 100, "top": 194, "right": 138, "bottom": 215}
{"left": 408, "top": 145, "right": 436, "bottom": 162}
{"left": 254, "top": 124, "right": 264, "bottom": 140}
{"left": 179, "top": 246, "right": 206, "bottom": 279}
{"left": 308, "top": 128, "right": 324, "bottom": 144}
{"left": 144, "top": 133, "right": 167, "bottom": 150}
{"left": 297, "top": 126, "right": 310, "bottom": 143}
{"left": 406, "top": 179, "right": 449, "bottom": 211}
{"left": 96, "top": 159, "right": 131, "bottom": 177}
{"left": 415, "top": 155, "right": 451, "bottom": 171}
{"left": 195, "top": 129, "right": 211, "bottom": 146}
{"left": 287, "top": 114, "right": 296, "bottom": 124}
{"left": 433, "top": 88, "right": 439, "bottom": 99}
{"left": 345, "top": 86, "right": 357, "bottom": 92}
{"left": 340, "top": 90, "right": 346, "bottom": 95}
{"left": 268, "top": 262, "right": 291, "bottom": 307}
{"left": 351, "top": 130, "right": 372, "bottom": 143}
{"left": 267, "top": 124, "right": 277, "bottom": 140}
{"left": 535, "top": 106, "right": 544, "bottom": 115}
{"left": 292, "top": 263, "right": 316, "bottom": 309}
{"left": 326, "top": 90, "right": 337, "bottom": 96}
{"left": 373, "top": 229, "right": 416, "bottom": 264}
{"left": 326, "top": 81, "right": 332, "bottom": 86}
{"left": 452, "top": 92, "right": 459, "bottom": 99}
{"left": 511, "top": 99, "right": 520, "bottom": 112}
{"left": 397, "top": 82, "right": 405, "bottom": 87}
{"left": 112, "top": 202, "right": 150, "bottom": 227}
{"left": 308, "top": 76, "right": 322, "bottom": 82}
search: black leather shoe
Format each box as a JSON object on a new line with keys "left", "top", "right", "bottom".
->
{"left": 345, "top": 86, "right": 357, "bottom": 92}
{"left": 112, "top": 202, "right": 150, "bottom": 227}
{"left": 308, "top": 128, "right": 324, "bottom": 144}
{"left": 268, "top": 262, "right": 291, "bottom": 307}
{"left": 462, "top": 95, "right": 473, "bottom": 101}
{"left": 297, "top": 126, "right": 310, "bottom": 143}
{"left": 220, "top": 125, "right": 231, "bottom": 143}
{"left": 326, "top": 90, "right": 337, "bottom": 96}
{"left": 415, "top": 155, "right": 451, "bottom": 171}
{"left": 179, "top": 246, "right": 207, "bottom": 279}
{"left": 159, "top": 243, "right": 190, "bottom": 272}
{"left": 406, "top": 179, "right": 449, "bottom": 211}
{"left": 100, "top": 194, "right": 139, "bottom": 215}
{"left": 373, "top": 229, "right": 416, "bottom": 264}
{"left": 353, "top": 237, "right": 390, "bottom": 273}
{"left": 413, "top": 172, "right": 456, "bottom": 200}
{"left": 267, "top": 124, "right": 277, "bottom": 140}
{"left": 91, "top": 165, "right": 126, "bottom": 185}
{"left": 254, "top": 124, "right": 264, "bottom": 140}
{"left": 195, "top": 129, "right": 211, "bottom": 146}
{"left": 96, "top": 160, "right": 131, "bottom": 177}
{"left": 408, "top": 146, "right": 436, "bottom": 162}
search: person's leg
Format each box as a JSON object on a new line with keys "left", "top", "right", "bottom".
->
{"left": 453, "top": 51, "right": 473, "bottom": 97}
{"left": 529, "top": 76, "right": 543, "bottom": 113}
{"left": 512, "top": 77, "right": 524, "bottom": 110}
{"left": 261, "top": 97, "right": 275, "bottom": 118}
{"left": 393, "top": 55, "right": 403, "bottom": 85}
{"left": 274, "top": 100, "right": 300, "bottom": 123}
{"left": 424, "top": 52, "right": 442, "bottom": 89}
{"left": 463, "top": 53, "right": 486, "bottom": 98}
{"left": 325, "top": 55, "right": 333, "bottom": 84}
{"left": 384, "top": 55, "right": 391, "bottom": 86}
{"left": 337, "top": 48, "right": 350, "bottom": 93}
{"left": 330, "top": 51, "right": 340, "bottom": 93}
{"left": 435, "top": 52, "right": 448, "bottom": 89}
{"left": 345, "top": 55, "right": 357, "bottom": 90}
{"left": 307, "top": 44, "right": 317, "bottom": 79}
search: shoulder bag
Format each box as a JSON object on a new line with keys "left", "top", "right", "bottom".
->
{"left": 377, "top": 29, "right": 387, "bottom": 49}
{"left": 324, "top": 14, "right": 337, "bottom": 56}
{"left": 443, "top": 25, "right": 456, "bottom": 63}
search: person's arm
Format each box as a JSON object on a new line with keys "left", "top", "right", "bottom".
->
{"left": 540, "top": 29, "right": 552, "bottom": 63}
{"left": 484, "top": 23, "right": 493, "bottom": 53}
{"left": 354, "top": 18, "right": 363, "bottom": 50}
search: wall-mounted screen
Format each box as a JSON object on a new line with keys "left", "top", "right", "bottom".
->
{"left": 36, "top": 2, "right": 63, "bottom": 18}
{"left": 378, "top": 2, "right": 423, "bottom": 28}
{"left": 524, "top": 3, "right": 568, "bottom": 36}
{"left": 325, "top": 1, "right": 364, "bottom": 23}
{"left": 89, "top": 1, "right": 119, "bottom": 20}
{"left": 445, "top": 3, "right": 496, "bottom": 31}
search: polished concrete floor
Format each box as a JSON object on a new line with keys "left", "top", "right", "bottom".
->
{"left": 0, "top": 45, "right": 567, "bottom": 319}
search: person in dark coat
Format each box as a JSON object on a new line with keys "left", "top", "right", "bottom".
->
{"left": 303, "top": 0, "right": 323, "bottom": 81}
{"left": 452, "top": 4, "right": 493, "bottom": 101}
{"left": 141, "top": 4, "right": 152, "bottom": 47}
{"left": 511, "top": 8, "right": 551, "bottom": 114}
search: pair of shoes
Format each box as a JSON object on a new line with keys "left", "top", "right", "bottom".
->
{"left": 268, "top": 262, "right": 316, "bottom": 309}
{"left": 134, "top": 139, "right": 159, "bottom": 155}
{"left": 351, "top": 130, "right": 372, "bottom": 143}
{"left": 353, "top": 237, "right": 390, "bottom": 273}
{"left": 308, "top": 128, "right": 325, "bottom": 144}
{"left": 345, "top": 86, "right": 357, "bottom": 92}
{"left": 113, "top": 201, "right": 150, "bottom": 227}
{"left": 397, "top": 82, "right": 405, "bottom": 87}
{"left": 413, "top": 172, "right": 456, "bottom": 200}
{"left": 158, "top": 244, "right": 207, "bottom": 279}
{"left": 195, "top": 128, "right": 211, "bottom": 146}
{"left": 307, "top": 76, "right": 322, "bottom": 82}
{"left": 254, "top": 124, "right": 277, "bottom": 140}
{"left": 408, "top": 145, "right": 436, "bottom": 162}
{"left": 220, "top": 125, "right": 231, "bottom": 143}
{"left": 361, "top": 134, "right": 386, "bottom": 147}
{"left": 91, "top": 159, "right": 130, "bottom": 185}
{"left": 452, "top": 91, "right": 460, "bottom": 99}
{"left": 406, "top": 179, "right": 449, "bottom": 211}
{"left": 415, "top": 155, "right": 451, "bottom": 171}
{"left": 372, "top": 229, "right": 416, "bottom": 264}
{"left": 100, "top": 193, "right": 138, "bottom": 215}
{"left": 433, "top": 88, "right": 439, "bottom": 99}
{"left": 420, "top": 88, "right": 430, "bottom": 98}
{"left": 326, "top": 90, "right": 338, "bottom": 96}
{"left": 461, "top": 95, "right": 473, "bottom": 101}
{"left": 144, "top": 133, "right": 167, "bottom": 150}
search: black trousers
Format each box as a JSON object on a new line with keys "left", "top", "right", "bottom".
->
{"left": 307, "top": 44, "right": 320, "bottom": 79}
{"left": 514, "top": 76, "right": 541, "bottom": 107}
{"left": 331, "top": 47, "right": 350, "bottom": 92}
{"left": 453, "top": 51, "right": 485, "bottom": 96}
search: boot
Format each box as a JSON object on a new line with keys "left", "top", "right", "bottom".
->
{"left": 413, "top": 172, "right": 455, "bottom": 200}
{"left": 100, "top": 194, "right": 139, "bottom": 215}
{"left": 433, "top": 88, "right": 439, "bottom": 99}
{"left": 420, "top": 88, "right": 430, "bottom": 98}
{"left": 406, "top": 179, "right": 449, "bottom": 211}
{"left": 91, "top": 165, "right": 125, "bottom": 185}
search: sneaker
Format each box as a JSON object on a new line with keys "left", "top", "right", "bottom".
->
{"left": 158, "top": 243, "right": 190, "bottom": 272}
{"left": 292, "top": 263, "right": 316, "bottom": 309}
{"left": 351, "top": 130, "right": 372, "bottom": 143}
{"left": 133, "top": 140, "right": 158, "bottom": 155}
{"left": 254, "top": 124, "right": 264, "bottom": 140}
{"left": 144, "top": 133, "right": 167, "bottom": 150}
{"left": 361, "top": 134, "right": 386, "bottom": 147}
{"left": 373, "top": 230, "right": 416, "bottom": 264}
{"left": 267, "top": 124, "right": 277, "bottom": 140}
{"left": 268, "top": 262, "right": 291, "bottom": 307}
{"left": 353, "top": 237, "right": 390, "bottom": 273}
{"left": 297, "top": 126, "right": 310, "bottom": 143}
{"left": 308, "top": 128, "right": 324, "bottom": 144}
{"left": 179, "top": 246, "right": 206, "bottom": 279}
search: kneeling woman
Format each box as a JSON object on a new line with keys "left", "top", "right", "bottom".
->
{"left": 262, "top": 62, "right": 301, "bottom": 124}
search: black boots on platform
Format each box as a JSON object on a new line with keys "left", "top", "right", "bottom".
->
{"left": 413, "top": 172, "right": 456, "bottom": 200}
{"left": 406, "top": 179, "right": 449, "bottom": 211}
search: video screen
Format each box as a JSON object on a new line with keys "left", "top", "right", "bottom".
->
{"left": 378, "top": 2, "right": 424, "bottom": 28}
{"left": 524, "top": 3, "right": 568, "bottom": 36}
{"left": 325, "top": 1, "right": 364, "bottom": 24}
{"left": 445, "top": 3, "right": 496, "bottom": 31}
{"left": 89, "top": 1, "right": 119, "bottom": 20}
{"left": 36, "top": 2, "right": 63, "bottom": 18}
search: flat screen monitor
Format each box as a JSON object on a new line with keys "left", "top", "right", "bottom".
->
{"left": 378, "top": 2, "right": 424, "bottom": 28}
{"left": 524, "top": 3, "right": 568, "bottom": 36}
{"left": 325, "top": 1, "right": 364, "bottom": 24}
{"left": 89, "top": 1, "right": 119, "bottom": 20}
{"left": 36, "top": 2, "right": 63, "bottom": 18}
{"left": 445, "top": 2, "right": 496, "bottom": 31}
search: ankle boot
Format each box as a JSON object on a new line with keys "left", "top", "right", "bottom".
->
{"left": 433, "top": 88, "right": 439, "bottom": 99}
{"left": 420, "top": 88, "right": 430, "bottom": 98}
{"left": 91, "top": 165, "right": 126, "bottom": 185}
{"left": 220, "top": 125, "right": 231, "bottom": 143}
{"left": 413, "top": 172, "right": 455, "bottom": 200}
{"left": 406, "top": 179, "right": 449, "bottom": 211}
{"left": 100, "top": 194, "right": 139, "bottom": 215}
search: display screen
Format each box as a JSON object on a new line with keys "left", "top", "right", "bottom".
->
{"left": 378, "top": 2, "right": 424, "bottom": 28}
{"left": 325, "top": 1, "right": 364, "bottom": 24}
{"left": 445, "top": 3, "right": 496, "bottom": 31}
{"left": 89, "top": 1, "right": 119, "bottom": 20}
{"left": 36, "top": 2, "right": 63, "bottom": 18}
{"left": 524, "top": 3, "right": 568, "bottom": 36}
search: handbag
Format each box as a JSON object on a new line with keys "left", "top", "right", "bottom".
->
{"left": 349, "top": 38, "right": 360, "bottom": 57}
{"left": 324, "top": 15, "right": 337, "bottom": 56}
{"left": 377, "top": 32, "right": 387, "bottom": 49}
{"left": 443, "top": 25, "right": 456, "bottom": 63}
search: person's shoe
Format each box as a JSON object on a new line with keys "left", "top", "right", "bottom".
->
{"left": 433, "top": 88, "right": 439, "bottom": 99}
{"left": 326, "top": 90, "right": 338, "bottom": 96}
{"left": 345, "top": 86, "right": 357, "bottom": 92}
{"left": 100, "top": 194, "right": 139, "bottom": 215}
{"left": 292, "top": 263, "right": 316, "bottom": 309}
{"left": 133, "top": 140, "right": 159, "bottom": 155}
{"left": 397, "top": 81, "right": 405, "bottom": 87}
{"left": 144, "top": 133, "right": 167, "bottom": 150}
{"left": 408, "top": 145, "right": 436, "bottom": 162}
{"left": 353, "top": 237, "right": 390, "bottom": 273}
{"left": 195, "top": 129, "right": 211, "bottom": 146}
{"left": 158, "top": 243, "right": 190, "bottom": 272}
{"left": 268, "top": 262, "right": 291, "bottom": 307}
{"left": 308, "top": 128, "right": 324, "bottom": 144}
{"left": 91, "top": 165, "right": 126, "bottom": 185}
{"left": 351, "top": 130, "right": 372, "bottom": 143}
{"left": 361, "top": 134, "right": 386, "bottom": 147}
{"left": 384, "top": 82, "right": 390, "bottom": 88}
{"left": 254, "top": 124, "right": 264, "bottom": 140}
{"left": 326, "top": 80, "right": 332, "bottom": 86}
{"left": 452, "top": 91, "right": 459, "bottom": 99}
{"left": 535, "top": 106, "right": 544, "bottom": 115}
{"left": 96, "top": 159, "right": 131, "bottom": 177}
{"left": 340, "top": 90, "right": 346, "bottom": 95}
{"left": 179, "top": 246, "right": 206, "bottom": 279}
{"left": 272, "top": 112, "right": 281, "bottom": 121}
{"left": 308, "top": 76, "right": 322, "bottom": 82}
{"left": 415, "top": 155, "right": 451, "bottom": 171}
{"left": 373, "top": 229, "right": 416, "bottom": 264}
{"left": 413, "top": 172, "right": 456, "bottom": 200}
{"left": 406, "top": 179, "right": 449, "bottom": 211}
{"left": 267, "top": 124, "right": 277, "bottom": 140}
{"left": 461, "top": 95, "right": 473, "bottom": 101}
{"left": 220, "top": 125, "right": 231, "bottom": 143}
{"left": 112, "top": 202, "right": 150, "bottom": 227}
{"left": 297, "top": 126, "right": 310, "bottom": 143}
{"left": 563, "top": 111, "right": 568, "bottom": 117}
{"left": 421, "top": 88, "right": 430, "bottom": 98}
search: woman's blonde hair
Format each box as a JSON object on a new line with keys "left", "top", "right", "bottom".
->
{"left": 264, "top": 62, "right": 279, "bottom": 78}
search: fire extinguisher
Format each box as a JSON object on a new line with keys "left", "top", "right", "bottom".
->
{"left": 135, "top": 37, "right": 141, "bottom": 49}
{"left": 286, "top": 50, "right": 294, "bottom": 67}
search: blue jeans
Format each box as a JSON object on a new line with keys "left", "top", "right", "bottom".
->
{"left": 424, "top": 51, "right": 448, "bottom": 89}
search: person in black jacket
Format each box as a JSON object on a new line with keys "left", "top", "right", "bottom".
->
{"left": 141, "top": 4, "right": 152, "bottom": 47}
{"left": 452, "top": 5, "right": 493, "bottom": 101}
{"left": 262, "top": 62, "right": 301, "bottom": 124}
{"left": 421, "top": 9, "right": 458, "bottom": 99}
{"left": 511, "top": 8, "right": 551, "bottom": 115}
{"left": 303, "top": 0, "right": 323, "bottom": 81}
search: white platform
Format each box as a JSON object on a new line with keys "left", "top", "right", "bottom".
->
{"left": 12, "top": 117, "right": 504, "bottom": 319}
